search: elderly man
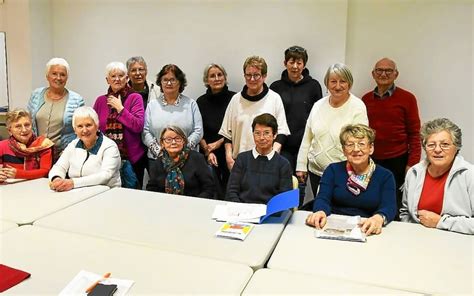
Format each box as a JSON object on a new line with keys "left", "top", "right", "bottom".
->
{"left": 362, "top": 57, "right": 421, "bottom": 220}
{"left": 126, "top": 56, "right": 159, "bottom": 110}
{"left": 226, "top": 113, "right": 292, "bottom": 204}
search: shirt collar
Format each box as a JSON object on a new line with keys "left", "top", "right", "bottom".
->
{"left": 160, "top": 93, "right": 181, "bottom": 106}
{"left": 75, "top": 132, "right": 103, "bottom": 155}
{"left": 252, "top": 147, "right": 275, "bottom": 160}
{"left": 374, "top": 84, "right": 396, "bottom": 98}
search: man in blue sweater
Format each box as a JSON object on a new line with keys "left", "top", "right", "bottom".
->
{"left": 225, "top": 113, "right": 293, "bottom": 204}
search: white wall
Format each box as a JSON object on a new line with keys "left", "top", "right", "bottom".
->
{"left": 346, "top": 0, "right": 473, "bottom": 162}
{"left": 50, "top": 0, "right": 347, "bottom": 104}
{"left": 0, "top": 0, "right": 32, "bottom": 109}
{"left": 1, "top": 0, "right": 473, "bottom": 161}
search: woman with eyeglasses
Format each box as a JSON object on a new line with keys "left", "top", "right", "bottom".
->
{"left": 306, "top": 124, "right": 397, "bottom": 236}
{"left": 296, "top": 63, "right": 368, "bottom": 203}
{"left": 400, "top": 118, "right": 474, "bottom": 234}
{"left": 143, "top": 64, "right": 203, "bottom": 162}
{"left": 93, "top": 61, "right": 146, "bottom": 189}
{"left": 219, "top": 56, "right": 290, "bottom": 172}
{"left": 0, "top": 109, "right": 54, "bottom": 183}
{"left": 146, "top": 126, "right": 215, "bottom": 198}
{"left": 196, "top": 64, "right": 236, "bottom": 199}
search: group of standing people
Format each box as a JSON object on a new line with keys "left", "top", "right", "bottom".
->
{"left": 0, "top": 46, "right": 472, "bottom": 235}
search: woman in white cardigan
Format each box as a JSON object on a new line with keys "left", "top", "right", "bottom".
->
{"left": 400, "top": 118, "right": 474, "bottom": 234}
{"left": 49, "top": 106, "right": 121, "bottom": 191}
{"left": 296, "top": 63, "right": 368, "bottom": 199}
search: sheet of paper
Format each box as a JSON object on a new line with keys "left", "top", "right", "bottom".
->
{"left": 211, "top": 202, "right": 266, "bottom": 223}
{"left": 59, "top": 270, "right": 134, "bottom": 296}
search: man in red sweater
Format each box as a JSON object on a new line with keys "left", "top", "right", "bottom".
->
{"left": 362, "top": 58, "right": 421, "bottom": 220}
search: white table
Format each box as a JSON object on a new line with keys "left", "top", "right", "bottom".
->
{"left": 267, "top": 211, "right": 473, "bottom": 295}
{"left": 36, "top": 188, "right": 291, "bottom": 269}
{"left": 1, "top": 226, "right": 252, "bottom": 294}
{"left": 0, "top": 220, "right": 17, "bottom": 233}
{"left": 0, "top": 178, "right": 109, "bottom": 224}
{"left": 243, "top": 268, "right": 420, "bottom": 295}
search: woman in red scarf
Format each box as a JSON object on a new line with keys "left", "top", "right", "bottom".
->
{"left": 0, "top": 109, "right": 53, "bottom": 182}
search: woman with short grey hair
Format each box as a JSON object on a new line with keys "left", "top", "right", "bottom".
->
{"left": 27, "top": 57, "right": 85, "bottom": 161}
{"left": 296, "top": 63, "right": 368, "bottom": 203}
{"left": 49, "top": 107, "right": 121, "bottom": 191}
{"left": 401, "top": 118, "right": 473, "bottom": 234}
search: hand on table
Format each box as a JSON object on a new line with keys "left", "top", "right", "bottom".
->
{"left": 0, "top": 165, "right": 17, "bottom": 179}
{"left": 360, "top": 214, "right": 384, "bottom": 236}
{"left": 50, "top": 178, "right": 74, "bottom": 192}
{"left": 306, "top": 211, "right": 327, "bottom": 229}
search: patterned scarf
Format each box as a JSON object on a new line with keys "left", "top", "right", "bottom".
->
{"left": 162, "top": 148, "right": 190, "bottom": 195}
{"left": 105, "top": 84, "right": 133, "bottom": 159}
{"left": 8, "top": 135, "right": 54, "bottom": 170}
{"left": 346, "top": 158, "right": 376, "bottom": 196}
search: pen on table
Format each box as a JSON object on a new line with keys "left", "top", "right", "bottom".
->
{"left": 85, "top": 272, "right": 111, "bottom": 293}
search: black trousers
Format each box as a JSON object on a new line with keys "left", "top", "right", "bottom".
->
{"left": 132, "top": 153, "right": 149, "bottom": 190}
{"left": 374, "top": 153, "right": 409, "bottom": 221}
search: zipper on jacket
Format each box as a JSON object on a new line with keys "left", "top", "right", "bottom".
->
{"left": 80, "top": 151, "right": 90, "bottom": 177}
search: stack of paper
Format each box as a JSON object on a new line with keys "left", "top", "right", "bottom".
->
{"left": 212, "top": 189, "right": 299, "bottom": 224}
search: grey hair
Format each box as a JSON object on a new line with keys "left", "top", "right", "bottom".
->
{"left": 45, "top": 57, "right": 70, "bottom": 76}
{"left": 324, "top": 63, "right": 354, "bottom": 89}
{"left": 339, "top": 124, "right": 376, "bottom": 146}
{"left": 159, "top": 125, "right": 188, "bottom": 146}
{"left": 126, "top": 56, "right": 147, "bottom": 71}
{"left": 202, "top": 64, "right": 228, "bottom": 87}
{"left": 105, "top": 61, "right": 127, "bottom": 77}
{"left": 72, "top": 106, "right": 99, "bottom": 127}
{"left": 421, "top": 118, "right": 462, "bottom": 152}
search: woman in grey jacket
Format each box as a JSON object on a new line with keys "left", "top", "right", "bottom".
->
{"left": 400, "top": 118, "right": 473, "bottom": 234}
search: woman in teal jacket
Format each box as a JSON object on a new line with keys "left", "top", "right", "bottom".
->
{"left": 27, "top": 57, "right": 84, "bottom": 161}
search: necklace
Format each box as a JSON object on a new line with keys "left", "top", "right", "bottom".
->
{"left": 47, "top": 88, "right": 66, "bottom": 101}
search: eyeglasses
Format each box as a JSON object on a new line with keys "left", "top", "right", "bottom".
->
{"left": 161, "top": 78, "right": 178, "bottom": 85}
{"left": 287, "top": 46, "right": 306, "bottom": 53}
{"left": 129, "top": 68, "right": 146, "bottom": 74}
{"left": 163, "top": 137, "right": 184, "bottom": 144}
{"left": 344, "top": 141, "right": 369, "bottom": 151}
{"left": 374, "top": 68, "right": 396, "bottom": 75}
{"left": 253, "top": 131, "right": 273, "bottom": 139}
{"left": 425, "top": 142, "right": 453, "bottom": 151}
{"left": 244, "top": 73, "right": 262, "bottom": 80}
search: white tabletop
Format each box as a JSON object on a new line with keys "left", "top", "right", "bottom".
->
{"left": 243, "top": 268, "right": 420, "bottom": 295}
{"left": 36, "top": 188, "right": 291, "bottom": 269}
{"left": 0, "top": 178, "right": 109, "bottom": 224}
{"left": 0, "top": 220, "right": 17, "bottom": 233}
{"left": 1, "top": 226, "right": 252, "bottom": 294}
{"left": 267, "top": 211, "right": 473, "bottom": 295}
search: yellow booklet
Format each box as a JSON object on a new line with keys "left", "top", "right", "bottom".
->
{"left": 215, "top": 222, "right": 254, "bottom": 241}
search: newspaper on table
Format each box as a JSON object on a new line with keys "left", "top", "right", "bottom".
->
{"left": 59, "top": 270, "right": 134, "bottom": 295}
{"left": 315, "top": 214, "right": 366, "bottom": 243}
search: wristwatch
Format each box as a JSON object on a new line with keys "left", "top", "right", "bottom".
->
{"left": 379, "top": 213, "right": 387, "bottom": 226}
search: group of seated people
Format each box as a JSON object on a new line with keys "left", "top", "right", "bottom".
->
{"left": 1, "top": 50, "right": 472, "bottom": 236}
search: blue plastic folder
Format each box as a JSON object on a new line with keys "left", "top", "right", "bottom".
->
{"left": 260, "top": 189, "right": 299, "bottom": 223}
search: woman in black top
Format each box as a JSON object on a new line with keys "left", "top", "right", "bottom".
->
{"left": 196, "top": 64, "right": 235, "bottom": 199}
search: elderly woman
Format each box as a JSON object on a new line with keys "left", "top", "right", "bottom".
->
{"left": 197, "top": 64, "right": 236, "bottom": 198}
{"left": 27, "top": 57, "right": 85, "bottom": 161}
{"left": 306, "top": 124, "right": 397, "bottom": 236}
{"left": 143, "top": 64, "right": 203, "bottom": 160}
{"left": 0, "top": 109, "right": 53, "bottom": 182}
{"left": 93, "top": 61, "right": 146, "bottom": 188}
{"left": 146, "top": 126, "right": 215, "bottom": 198}
{"left": 219, "top": 56, "right": 290, "bottom": 171}
{"left": 49, "top": 106, "right": 121, "bottom": 191}
{"left": 296, "top": 63, "right": 368, "bottom": 202}
{"left": 400, "top": 118, "right": 474, "bottom": 234}
{"left": 126, "top": 56, "right": 159, "bottom": 110}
